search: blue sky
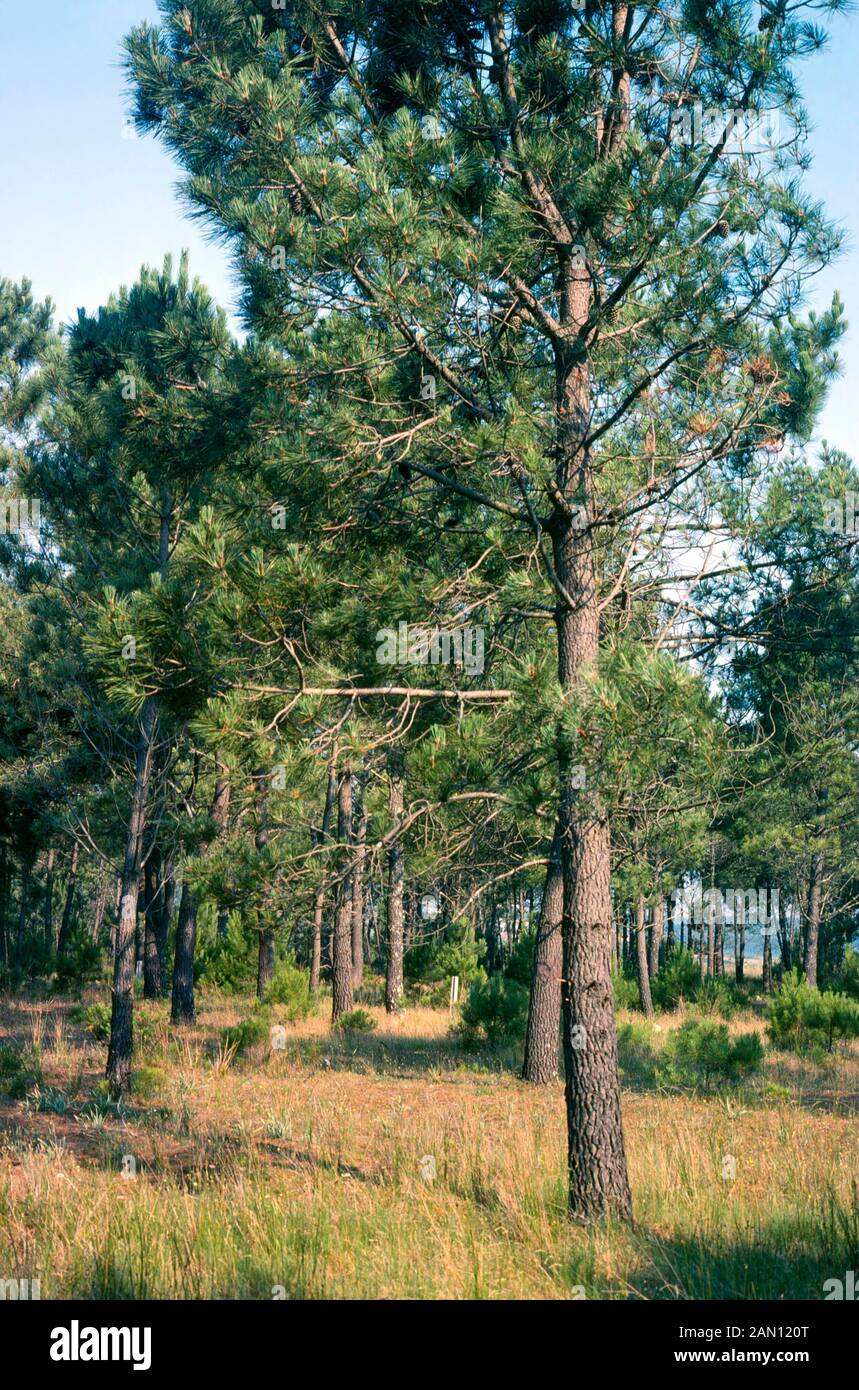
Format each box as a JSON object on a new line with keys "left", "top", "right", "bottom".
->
{"left": 1, "top": 0, "right": 856, "bottom": 456}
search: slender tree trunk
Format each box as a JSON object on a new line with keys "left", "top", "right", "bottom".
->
{"left": 552, "top": 498, "right": 631, "bottom": 1218}
{"left": 14, "top": 857, "right": 32, "bottom": 975}
{"left": 385, "top": 761, "right": 405, "bottom": 1013}
{"left": 91, "top": 875, "right": 107, "bottom": 945}
{"left": 0, "top": 844, "right": 9, "bottom": 971}
{"left": 804, "top": 850, "right": 823, "bottom": 988}
{"left": 107, "top": 695, "right": 158, "bottom": 1097}
{"left": 706, "top": 844, "right": 716, "bottom": 978}
{"left": 143, "top": 847, "right": 172, "bottom": 999}
{"left": 635, "top": 895, "right": 654, "bottom": 1018}
{"left": 527, "top": 22, "right": 631, "bottom": 1210}
{"left": 43, "top": 848, "right": 56, "bottom": 949}
{"left": 253, "top": 768, "right": 275, "bottom": 1000}
{"left": 57, "top": 840, "right": 79, "bottom": 957}
{"left": 734, "top": 901, "right": 745, "bottom": 985}
{"left": 762, "top": 928, "right": 773, "bottom": 993}
{"left": 310, "top": 757, "right": 338, "bottom": 992}
{"left": 486, "top": 897, "right": 500, "bottom": 974}
{"left": 713, "top": 913, "right": 725, "bottom": 978}
{"left": 211, "top": 766, "right": 231, "bottom": 941}
{"left": 351, "top": 779, "right": 368, "bottom": 988}
{"left": 332, "top": 766, "right": 355, "bottom": 1021}
{"left": 648, "top": 897, "right": 662, "bottom": 980}
{"left": 522, "top": 824, "right": 563, "bottom": 1083}
{"left": 171, "top": 881, "right": 198, "bottom": 1025}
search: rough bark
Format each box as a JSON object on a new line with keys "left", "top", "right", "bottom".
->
{"left": 254, "top": 768, "right": 275, "bottom": 1001}
{"left": 734, "top": 906, "right": 745, "bottom": 985}
{"left": 310, "top": 757, "right": 338, "bottom": 992}
{"left": 107, "top": 695, "right": 158, "bottom": 1097}
{"left": 43, "top": 849, "right": 56, "bottom": 949}
{"left": 635, "top": 895, "right": 654, "bottom": 1019}
{"left": 552, "top": 459, "right": 631, "bottom": 1217}
{"left": 14, "top": 857, "right": 32, "bottom": 974}
{"left": 57, "top": 840, "right": 79, "bottom": 957}
{"left": 91, "top": 875, "right": 107, "bottom": 946}
{"left": 385, "top": 761, "right": 405, "bottom": 1013}
{"left": 648, "top": 898, "right": 662, "bottom": 980}
{"left": 804, "top": 850, "right": 823, "bottom": 988}
{"left": 351, "top": 778, "right": 368, "bottom": 988}
{"left": 171, "top": 881, "right": 198, "bottom": 1024}
{"left": 211, "top": 766, "right": 231, "bottom": 942}
{"left": 762, "top": 929, "right": 773, "bottom": 994}
{"left": 143, "top": 847, "right": 172, "bottom": 999}
{"left": 0, "top": 844, "right": 8, "bottom": 970}
{"left": 332, "top": 766, "right": 355, "bottom": 1021}
{"left": 522, "top": 824, "right": 563, "bottom": 1083}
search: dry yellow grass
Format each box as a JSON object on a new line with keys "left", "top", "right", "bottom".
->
{"left": 0, "top": 991, "right": 856, "bottom": 1299}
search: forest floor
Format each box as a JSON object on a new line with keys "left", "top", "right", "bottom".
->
{"left": 0, "top": 987, "right": 857, "bottom": 1299}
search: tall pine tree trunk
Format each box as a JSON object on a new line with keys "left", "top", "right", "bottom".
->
{"left": 14, "top": 856, "right": 32, "bottom": 975}
{"left": 648, "top": 898, "right": 662, "bottom": 980}
{"left": 43, "top": 849, "right": 56, "bottom": 950}
{"left": 171, "top": 881, "right": 198, "bottom": 1024}
{"left": 351, "top": 779, "right": 368, "bottom": 988}
{"left": 385, "top": 760, "right": 405, "bottom": 1014}
{"left": 254, "top": 768, "right": 275, "bottom": 1000}
{"left": 804, "top": 850, "right": 823, "bottom": 988}
{"left": 310, "top": 757, "right": 338, "bottom": 992}
{"left": 91, "top": 874, "right": 107, "bottom": 945}
{"left": 635, "top": 895, "right": 654, "bottom": 1019}
{"left": 0, "top": 844, "right": 7, "bottom": 972}
{"left": 143, "top": 848, "right": 172, "bottom": 999}
{"left": 57, "top": 840, "right": 79, "bottom": 957}
{"left": 332, "top": 766, "right": 355, "bottom": 1021}
{"left": 522, "top": 824, "right": 563, "bottom": 1083}
{"left": 107, "top": 696, "right": 158, "bottom": 1097}
{"left": 762, "top": 929, "right": 773, "bottom": 993}
{"left": 542, "top": 167, "right": 631, "bottom": 1215}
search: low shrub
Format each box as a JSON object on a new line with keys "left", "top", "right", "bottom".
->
{"left": 333, "top": 1008, "right": 377, "bottom": 1034}
{"left": 767, "top": 969, "right": 859, "bottom": 1053}
{"left": 0, "top": 1043, "right": 43, "bottom": 1098}
{"left": 833, "top": 946, "right": 859, "bottom": 1002}
{"left": 692, "top": 977, "right": 743, "bottom": 1020}
{"left": 220, "top": 1014, "right": 272, "bottom": 1057}
{"left": 71, "top": 1001, "right": 111, "bottom": 1043}
{"left": 52, "top": 932, "right": 104, "bottom": 993}
{"left": 616, "top": 1020, "right": 660, "bottom": 1087}
{"left": 130, "top": 1065, "right": 167, "bottom": 1099}
{"left": 195, "top": 918, "right": 257, "bottom": 994}
{"left": 651, "top": 948, "right": 701, "bottom": 1011}
{"left": 263, "top": 959, "right": 313, "bottom": 1020}
{"left": 454, "top": 975, "right": 529, "bottom": 1048}
{"left": 660, "top": 1019, "right": 763, "bottom": 1088}
{"left": 612, "top": 964, "right": 641, "bottom": 1012}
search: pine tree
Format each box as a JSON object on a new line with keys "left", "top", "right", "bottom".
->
{"left": 126, "top": 0, "right": 848, "bottom": 1219}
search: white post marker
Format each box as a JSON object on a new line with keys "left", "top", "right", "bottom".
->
{"left": 449, "top": 975, "right": 460, "bottom": 1011}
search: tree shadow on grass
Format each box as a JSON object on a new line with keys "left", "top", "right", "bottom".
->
{"left": 274, "top": 1031, "right": 522, "bottom": 1080}
{"left": 632, "top": 1219, "right": 857, "bottom": 1300}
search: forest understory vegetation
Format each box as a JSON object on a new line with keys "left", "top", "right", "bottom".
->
{"left": 1, "top": 968, "right": 857, "bottom": 1301}
{"left": 2, "top": 0, "right": 859, "bottom": 1301}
